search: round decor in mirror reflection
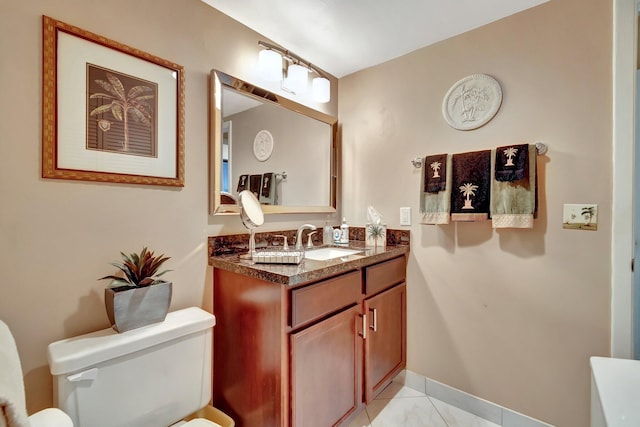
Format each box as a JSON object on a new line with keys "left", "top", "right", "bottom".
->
{"left": 253, "top": 130, "right": 274, "bottom": 161}
{"left": 442, "top": 74, "right": 502, "bottom": 131}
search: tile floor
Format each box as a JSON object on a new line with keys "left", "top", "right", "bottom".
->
{"left": 346, "top": 381, "right": 500, "bottom": 427}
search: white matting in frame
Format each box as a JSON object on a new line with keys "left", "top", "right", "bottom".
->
{"left": 42, "top": 16, "right": 185, "bottom": 186}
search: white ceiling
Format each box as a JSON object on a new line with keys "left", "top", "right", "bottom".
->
{"left": 201, "top": 0, "right": 548, "bottom": 78}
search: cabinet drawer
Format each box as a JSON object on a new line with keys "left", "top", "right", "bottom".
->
{"left": 291, "top": 270, "right": 362, "bottom": 329}
{"left": 365, "top": 256, "right": 406, "bottom": 296}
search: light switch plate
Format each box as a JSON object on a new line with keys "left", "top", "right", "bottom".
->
{"left": 563, "top": 204, "right": 597, "bottom": 231}
{"left": 400, "top": 207, "right": 411, "bottom": 226}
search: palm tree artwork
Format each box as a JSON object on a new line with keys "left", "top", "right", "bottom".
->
{"left": 430, "top": 161, "right": 442, "bottom": 178}
{"left": 89, "top": 71, "right": 155, "bottom": 152}
{"left": 581, "top": 206, "right": 595, "bottom": 225}
{"left": 503, "top": 147, "right": 518, "bottom": 166}
{"left": 459, "top": 183, "right": 479, "bottom": 209}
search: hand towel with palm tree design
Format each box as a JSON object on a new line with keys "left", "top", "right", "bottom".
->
{"left": 495, "top": 143, "right": 528, "bottom": 182}
{"left": 451, "top": 150, "right": 491, "bottom": 221}
{"left": 490, "top": 144, "right": 537, "bottom": 228}
{"left": 420, "top": 154, "right": 452, "bottom": 224}
{"left": 424, "top": 154, "right": 447, "bottom": 193}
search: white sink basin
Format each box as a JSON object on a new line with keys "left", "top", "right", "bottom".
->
{"left": 304, "top": 247, "right": 362, "bottom": 261}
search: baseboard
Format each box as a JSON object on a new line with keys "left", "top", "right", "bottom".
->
{"left": 394, "top": 370, "right": 554, "bottom": 427}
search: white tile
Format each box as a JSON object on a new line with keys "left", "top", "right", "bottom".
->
{"left": 430, "top": 397, "right": 502, "bottom": 427}
{"left": 425, "top": 378, "right": 502, "bottom": 424}
{"left": 375, "top": 382, "right": 427, "bottom": 400}
{"left": 366, "top": 397, "right": 448, "bottom": 427}
{"left": 344, "top": 408, "right": 372, "bottom": 427}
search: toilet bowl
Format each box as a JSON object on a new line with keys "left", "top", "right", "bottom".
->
{"left": 47, "top": 307, "right": 229, "bottom": 427}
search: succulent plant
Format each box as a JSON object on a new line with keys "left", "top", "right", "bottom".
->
{"left": 100, "top": 247, "right": 171, "bottom": 289}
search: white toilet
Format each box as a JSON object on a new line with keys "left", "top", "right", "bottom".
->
{"left": 47, "top": 307, "right": 227, "bottom": 427}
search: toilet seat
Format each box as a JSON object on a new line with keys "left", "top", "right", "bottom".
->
{"left": 183, "top": 418, "right": 222, "bottom": 427}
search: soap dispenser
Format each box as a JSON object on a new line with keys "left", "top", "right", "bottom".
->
{"left": 323, "top": 217, "right": 333, "bottom": 245}
{"left": 339, "top": 217, "right": 349, "bottom": 244}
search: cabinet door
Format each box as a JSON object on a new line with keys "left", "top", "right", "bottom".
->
{"left": 290, "top": 305, "right": 362, "bottom": 427}
{"left": 364, "top": 283, "right": 406, "bottom": 403}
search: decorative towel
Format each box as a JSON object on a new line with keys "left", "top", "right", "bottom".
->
{"left": 236, "top": 174, "right": 249, "bottom": 193}
{"left": 491, "top": 144, "right": 537, "bottom": 228}
{"left": 259, "top": 172, "right": 276, "bottom": 205}
{"left": 450, "top": 150, "right": 491, "bottom": 221}
{"left": 420, "top": 154, "right": 452, "bottom": 224}
{"left": 0, "top": 320, "right": 29, "bottom": 427}
{"left": 495, "top": 143, "right": 528, "bottom": 182}
{"left": 424, "top": 154, "right": 447, "bottom": 193}
{"left": 249, "top": 174, "right": 262, "bottom": 199}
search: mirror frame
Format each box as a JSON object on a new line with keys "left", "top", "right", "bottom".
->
{"left": 210, "top": 69, "right": 338, "bottom": 215}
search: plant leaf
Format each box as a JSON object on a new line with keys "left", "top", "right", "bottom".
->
{"left": 106, "top": 73, "right": 126, "bottom": 100}
{"left": 127, "top": 85, "right": 153, "bottom": 99}
{"left": 90, "top": 103, "right": 115, "bottom": 116}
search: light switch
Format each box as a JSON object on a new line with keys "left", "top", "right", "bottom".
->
{"left": 400, "top": 207, "right": 411, "bottom": 225}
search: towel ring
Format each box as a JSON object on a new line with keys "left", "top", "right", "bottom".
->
{"left": 411, "top": 142, "right": 548, "bottom": 168}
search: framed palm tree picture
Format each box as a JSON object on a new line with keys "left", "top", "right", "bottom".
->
{"left": 42, "top": 16, "right": 185, "bottom": 186}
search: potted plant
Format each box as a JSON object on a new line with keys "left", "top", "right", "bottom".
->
{"left": 100, "top": 247, "right": 172, "bottom": 333}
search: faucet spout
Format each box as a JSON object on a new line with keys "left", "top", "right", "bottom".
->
{"left": 295, "top": 224, "right": 317, "bottom": 250}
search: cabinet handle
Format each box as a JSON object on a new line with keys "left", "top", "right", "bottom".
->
{"left": 358, "top": 313, "right": 367, "bottom": 339}
{"left": 369, "top": 308, "right": 378, "bottom": 332}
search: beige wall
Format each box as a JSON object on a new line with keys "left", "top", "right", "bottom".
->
{"left": 0, "top": 0, "right": 616, "bottom": 425}
{"left": 0, "top": 0, "right": 338, "bottom": 414}
{"left": 339, "top": 0, "right": 611, "bottom": 426}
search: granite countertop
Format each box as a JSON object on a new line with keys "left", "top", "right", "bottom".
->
{"left": 209, "top": 241, "right": 409, "bottom": 287}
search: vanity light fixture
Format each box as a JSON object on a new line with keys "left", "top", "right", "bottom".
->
{"left": 257, "top": 40, "right": 331, "bottom": 103}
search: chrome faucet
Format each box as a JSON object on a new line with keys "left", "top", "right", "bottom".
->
{"left": 295, "top": 224, "right": 317, "bottom": 250}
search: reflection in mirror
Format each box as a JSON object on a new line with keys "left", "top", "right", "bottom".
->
{"left": 221, "top": 121, "right": 232, "bottom": 193}
{"left": 210, "top": 70, "right": 337, "bottom": 215}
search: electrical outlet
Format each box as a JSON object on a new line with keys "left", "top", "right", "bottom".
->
{"left": 563, "top": 204, "right": 597, "bottom": 231}
{"left": 400, "top": 207, "right": 411, "bottom": 225}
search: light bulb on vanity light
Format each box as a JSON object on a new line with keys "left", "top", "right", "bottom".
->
{"left": 286, "top": 63, "right": 309, "bottom": 95}
{"left": 312, "top": 76, "right": 330, "bottom": 103}
{"left": 258, "top": 48, "right": 282, "bottom": 81}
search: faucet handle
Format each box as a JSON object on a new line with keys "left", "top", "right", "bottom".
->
{"left": 306, "top": 231, "right": 317, "bottom": 249}
{"left": 274, "top": 235, "right": 289, "bottom": 249}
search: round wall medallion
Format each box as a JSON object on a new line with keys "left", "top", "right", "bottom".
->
{"left": 253, "top": 130, "right": 274, "bottom": 161}
{"left": 442, "top": 74, "right": 502, "bottom": 131}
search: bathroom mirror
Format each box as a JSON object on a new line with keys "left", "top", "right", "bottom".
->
{"left": 210, "top": 70, "right": 337, "bottom": 215}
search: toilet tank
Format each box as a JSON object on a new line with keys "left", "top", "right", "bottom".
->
{"left": 48, "top": 307, "right": 215, "bottom": 427}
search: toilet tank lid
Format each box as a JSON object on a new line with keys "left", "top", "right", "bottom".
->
{"left": 47, "top": 307, "right": 215, "bottom": 375}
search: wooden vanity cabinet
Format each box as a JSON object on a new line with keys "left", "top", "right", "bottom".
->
{"left": 362, "top": 256, "right": 407, "bottom": 404}
{"left": 290, "top": 305, "right": 362, "bottom": 427}
{"left": 212, "top": 254, "right": 406, "bottom": 427}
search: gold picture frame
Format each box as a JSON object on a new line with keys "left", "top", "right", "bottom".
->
{"left": 42, "top": 16, "right": 185, "bottom": 186}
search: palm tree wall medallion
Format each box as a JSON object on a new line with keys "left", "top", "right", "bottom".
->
{"left": 442, "top": 74, "right": 502, "bottom": 131}
{"left": 87, "top": 64, "right": 157, "bottom": 157}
